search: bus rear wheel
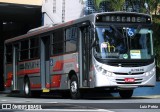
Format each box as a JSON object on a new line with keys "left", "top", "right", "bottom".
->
{"left": 119, "top": 90, "right": 133, "bottom": 99}
{"left": 24, "top": 78, "right": 31, "bottom": 97}
{"left": 24, "top": 78, "right": 41, "bottom": 98}
{"left": 70, "top": 75, "right": 81, "bottom": 99}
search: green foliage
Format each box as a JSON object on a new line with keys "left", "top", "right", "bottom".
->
{"left": 153, "top": 16, "right": 160, "bottom": 67}
{"left": 94, "top": 0, "right": 125, "bottom": 11}
{"left": 94, "top": 0, "right": 108, "bottom": 9}
{"left": 93, "top": 0, "right": 160, "bottom": 13}
{"left": 110, "top": 0, "right": 125, "bottom": 11}
{"left": 154, "top": 26, "right": 160, "bottom": 80}
{"left": 139, "top": 0, "right": 160, "bottom": 14}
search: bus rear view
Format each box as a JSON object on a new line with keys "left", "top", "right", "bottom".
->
{"left": 92, "top": 12, "right": 155, "bottom": 98}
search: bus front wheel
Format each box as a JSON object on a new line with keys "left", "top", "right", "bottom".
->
{"left": 119, "top": 90, "right": 133, "bottom": 99}
{"left": 70, "top": 75, "right": 81, "bottom": 99}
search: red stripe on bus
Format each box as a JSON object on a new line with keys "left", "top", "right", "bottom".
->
{"left": 30, "top": 83, "right": 41, "bottom": 88}
{"left": 30, "top": 75, "right": 62, "bottom": 89}
{"left": 51, "top": 75, "right": 61, "bottom": 88}
{"left": 53, "top": 59, "right": 77, "bottom": 71}
{"left": 5, "top": 80, "right": 12, "bottom": 87}
{"left": 17, "top": 68, "right": 40, "bottom": 75}
{"left": 4, "top": 72, "right": 13, "bottom": 87}
{"left": 53, "top": 61, "right": 63, "bottom": 71}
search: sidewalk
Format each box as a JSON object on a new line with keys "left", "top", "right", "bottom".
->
{"left": 135, "top": 95, "right": 160, "bottom": 99}
{"left": 0, "top": 90, "right": 10, "bottom": 94}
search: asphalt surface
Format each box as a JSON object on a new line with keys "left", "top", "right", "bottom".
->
{"left": 0, "top": 91, "right": 160, "bottom": 112}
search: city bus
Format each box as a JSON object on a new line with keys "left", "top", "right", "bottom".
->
{"left": 4, "top": 12, "right": 156, "bottom": 99}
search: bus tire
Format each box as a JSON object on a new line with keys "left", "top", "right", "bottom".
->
{"left": 24, "top": 78, "right": 31, "bottom": 97}
{"left": 119, "top": 90, "right": 133, "bottom": 99}
{"left": 70, "top": 75, "right": 81, "bottom": 99}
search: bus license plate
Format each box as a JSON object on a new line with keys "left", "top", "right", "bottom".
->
{"left": 125, "top": 78, "right": 135, "bottom": 83}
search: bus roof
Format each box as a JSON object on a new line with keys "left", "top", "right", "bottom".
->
{"left": 4, "top": 12, "right": 150, "bottom": 44}
{"left": 5, "top": 13, "right": 97, "bottom": 44}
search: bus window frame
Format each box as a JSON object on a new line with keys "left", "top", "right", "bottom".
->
{"left": 51, "top": 26, "right": 79, "bottom": 56}
{"left": 64, "top": 26, "right": 78, "bottom": 53}
{"left": 51, "top": 29, "right": 65, "bottom": 56}
{"left": 29, "top": 37, "right": 40, "bottom": 60}
{"left": 5, "top": 44, "right": 13, "bottom": 64}
{"left": 19, "top": 39, "right": 29, "bottom": 61}
{"left": 18, "top": 37, "right": 40, "bottom": 62}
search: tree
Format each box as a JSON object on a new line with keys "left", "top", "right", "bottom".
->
{"left": 94, "top": 0, "right": 125, "bottom": 11}
{"left": 110, "top": 0, "right": 125, "bottom": 11}
{"left": 138, "top": 0, "right": 160, "bottom": 15}
{"left": 94, "top": 0, "right": 107, "bottom": 9}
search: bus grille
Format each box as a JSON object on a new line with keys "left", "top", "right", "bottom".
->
{"left": 113, "top": 72, "right": 144, "bottom": 75}
{"left": 116, "top": 79, "right": 142, "bottom": 84}
{"left": 108, "top": 62, "right": 150, "bottom": 67}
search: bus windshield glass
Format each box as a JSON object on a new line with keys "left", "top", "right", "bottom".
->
{"left": 94, "top": 26, "right": 153, "bottom": 60}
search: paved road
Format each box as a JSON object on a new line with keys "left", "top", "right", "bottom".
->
{"left": 0, "top": 93, "right": 160, "bottom": 112}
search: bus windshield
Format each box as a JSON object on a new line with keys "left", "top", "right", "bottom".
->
{"left": 94, "top": 26, "right": 153, "bottom": 60}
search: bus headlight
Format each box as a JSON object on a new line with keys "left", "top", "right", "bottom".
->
{"left": 106, "top": 71, "right": 114, "bottom": 77}
{"left": 102, "top": 70, "right": 107, "bottom": 75}
{"left": 102, "top": 69, "right": 113, "bottom": 77}
{"left": 96, "top": 65, "right": 103, "bottom": 72}
{"left": 145, "top": 67, "right": 155, "bottom": 76}
{"left": 95, "top": 65, "right": 113, "bottom": 77}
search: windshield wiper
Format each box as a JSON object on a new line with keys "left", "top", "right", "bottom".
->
{"left": 128, "top": 25, "right": 142, "bottom": 39}
{"left": 136, "top": 25, "right": 142, "bottom": 33}
{"left": 110, "top": 25, "right": 124, "bottom": 39}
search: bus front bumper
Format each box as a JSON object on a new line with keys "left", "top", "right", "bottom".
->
{"left": 94, "top": 71, "right": 156, "bottom": 89}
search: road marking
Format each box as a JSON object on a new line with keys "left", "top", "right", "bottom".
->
{"left": 46, "top": 102, "right": 58, "bottom": 103}
{"left": 25, "top": 100, "right": 31, "bottom": 102}
{"left": 1, "top": 100, "right": 7, "bottom": 102}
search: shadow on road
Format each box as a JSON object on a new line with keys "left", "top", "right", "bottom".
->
{"left": 1, "top": 90, "right": 152, "bottom": 100}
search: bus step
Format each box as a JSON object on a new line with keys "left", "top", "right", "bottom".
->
{"left": 42, "top": 89, "right": 50, "bottom": 92}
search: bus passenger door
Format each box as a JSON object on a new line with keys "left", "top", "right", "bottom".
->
{"left": 79, "top": 25, "right": 91, "bottom": 87}
{"left": 12, "top": 44, "right": 19, "bottom": 90}
{"left": 40, "top": 35, "right": 50, "bottom": 92}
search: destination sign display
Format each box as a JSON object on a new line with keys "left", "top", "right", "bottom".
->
{"left": 96, "top": 13, "right": 151, "bottom": 23}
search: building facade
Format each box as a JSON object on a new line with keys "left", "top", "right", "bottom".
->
{"left": 42, "top": 0, "right": 85, "bottom": 25}
{"left": 0, "top": 0, "right": 42, "bottom": 5}
{"left": 42, "top": 0, "right": 146, "bottom": 26}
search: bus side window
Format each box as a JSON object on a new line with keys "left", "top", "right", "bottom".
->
{"left": 51, "top": 29, "right": 64, "bottom": 55}
{"left": 6, "top": 44, "right": 13, "bottom": 63}
{"left": 65, "top": 27, "right": 77, "bottom": 53}
{"left": 20, "top": 40, "right": 29, "bottom": 61}
{"left": 30, "top": 38, "right": 39, "bottom": 59}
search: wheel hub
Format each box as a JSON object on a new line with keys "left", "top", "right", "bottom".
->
{"left": 71, "top": 81, "right": 77, "bottom": 93}
{"left": 25, "top": 83, "right": 29, "bottom": 94}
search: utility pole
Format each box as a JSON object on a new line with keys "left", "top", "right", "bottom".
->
{"left": 144, "top": 0, "right": 150, "bottom": 14}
